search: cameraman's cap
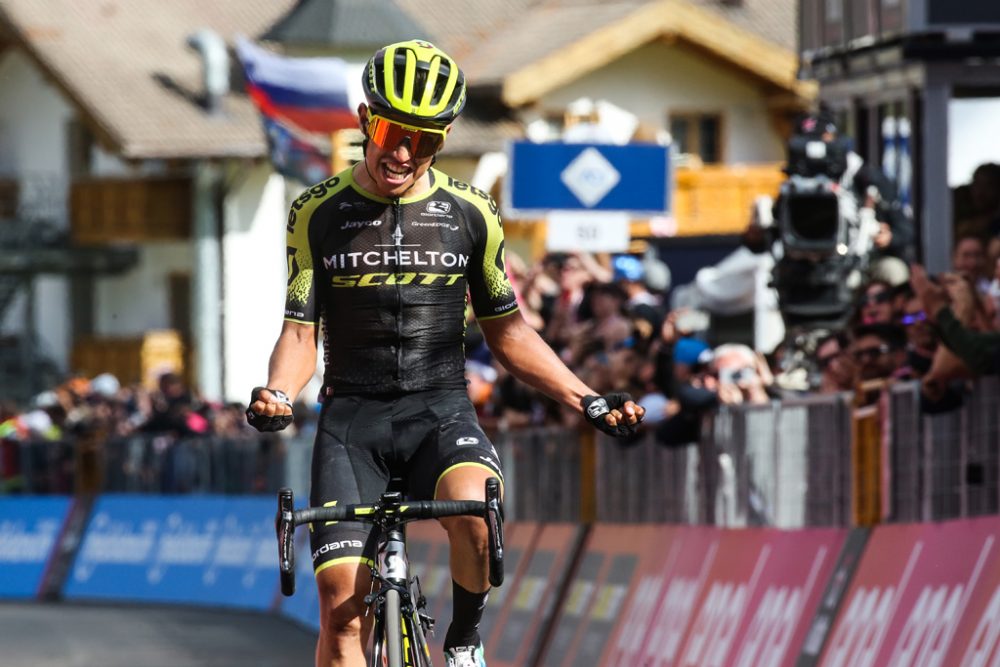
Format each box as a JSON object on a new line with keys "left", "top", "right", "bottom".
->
{"left": 674, "top": 337, "right": 713, "bottom": 366}
{"left": 612, "top": 255, "right": 645, "bottom": 282}
{"left": 799, "top": 112, "right": 837, "bottom": 137}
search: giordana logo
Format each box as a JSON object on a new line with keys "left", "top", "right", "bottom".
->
{"left": 479, "top": 456, "right": 501, "bottom": 472}
{"left": 586, "top": 398, "right": 609, "bottom": 419}
{"left": 426, "top": 201, "right": 451, "bottom": 215}
{"left": 457, "top": 436, "right": 479, "bottom": 446}
{"left": 340, "top": 220, "right": 382, "bottom": 230}
{"left": 312, "top": 539, "right": 363, "bottom": 560}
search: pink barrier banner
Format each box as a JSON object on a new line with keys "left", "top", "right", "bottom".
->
{"left": 478, "top": 522, "right": 538, "bottom": 663}
{"left": 489, "top": 524, "right": 582, "bottom": 667}
{"left": 820, "top": 516, "right": 1000, "bottom": 667}
{"left": 537, "top": 525, "right": 665, "bottom": 666}
{"left": 596, "top": 525, "right": 845, "bottom": 667}
{"left": 406, "top": 521, "right": 539, "bottom": 662}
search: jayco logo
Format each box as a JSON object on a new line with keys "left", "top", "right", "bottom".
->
{"left": 340, "top": 220, "right": 382, "bottom": 230}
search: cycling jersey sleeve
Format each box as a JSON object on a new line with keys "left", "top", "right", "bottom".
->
{"left": 466, "top": 195, "right": 518, "bottom": 320}
{"left": 284, "top": 186, "right": 321, "bottom": 324}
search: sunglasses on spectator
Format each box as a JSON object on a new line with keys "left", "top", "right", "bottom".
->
{"left": 853, "top": 344, "right": 890, "bottom": 362}
{"left": 817, "top": 351, "right": 841, "bottom": 370}
{"left": 860, "top": 291, "right": 892, "bottom": 306}
{"left": 365, "top": 113, "right": 448, "bottom": 159}
{"left": 900, "top": 311, "right": 926, "bottom": 326}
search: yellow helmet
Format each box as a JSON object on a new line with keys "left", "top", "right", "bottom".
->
{"left": 363, "top": 40, "right": 466, "bottom": 127}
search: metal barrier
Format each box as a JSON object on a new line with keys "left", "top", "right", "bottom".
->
{"left": 4, "top": 378, "right": 999, "bottom": 528}
{"left": 100, "top": 435, "right": 286, "bottom": 494}
{"left": 588, "top": 392, "right": 854, "bottom": 527}
{"left": 1, "top": 434, "right": 285, "bottom": 495}
{"left": 0, "top": 438, "right": 75, "bottom": 494}
{"left": 494, "top": 426, "right": 583, "bottom": 522}
{"left": 890, "top": 377, "right": 1000, "bottom": 523}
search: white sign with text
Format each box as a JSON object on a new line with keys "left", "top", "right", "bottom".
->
{"left": 545, "top": 211, "right": 630, "bottom": 253}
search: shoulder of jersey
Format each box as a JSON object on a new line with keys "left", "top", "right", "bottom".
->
{"left": 436, "top": 169, "right": 501, "bottom": 220}
{"left": 289, "top": 169, "right": 355, "bottom": 217}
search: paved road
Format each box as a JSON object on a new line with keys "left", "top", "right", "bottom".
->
{"left": 0, "top": 602, "right": 317, "bottom": 667}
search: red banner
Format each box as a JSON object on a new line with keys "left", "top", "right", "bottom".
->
{"left": 595, "top": 525, "right": 845, "bottom": 667}
{"left": 489, "top": 524, "right": 583, "bottom": 667}
{"left": 820, "top": 517, "right": 1000, "bottom": 667}
{"left": 536, "top": 525, "right": 666, "bottom": 666}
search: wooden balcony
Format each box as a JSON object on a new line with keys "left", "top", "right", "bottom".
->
{"left": 671, "top": 163, "right": 784, "bottom": 236}
{"left": 71, "top": 177, "right": 192, "bottom": 245}
{"left": 72, "top": 330, "right": 187, "bottom": 389}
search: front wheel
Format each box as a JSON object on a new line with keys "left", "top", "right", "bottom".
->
{"left": 383, "top": 588, "right": 404, "bottom": 667}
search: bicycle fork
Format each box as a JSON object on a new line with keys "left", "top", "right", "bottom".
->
{"left": 368, "top": 529, "right": 434, "bottom": 667}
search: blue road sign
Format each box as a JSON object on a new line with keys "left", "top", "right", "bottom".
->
{"left": 505, "top": 141, "right": 670, "bottom": 217}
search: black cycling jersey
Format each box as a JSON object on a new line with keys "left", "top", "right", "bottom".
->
{"left": 284, "top": 167, "right": 518, "bottom": 394}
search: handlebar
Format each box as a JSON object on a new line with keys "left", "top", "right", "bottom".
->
{"left": 276, "top": 477, "right": 504, "bottom": 596}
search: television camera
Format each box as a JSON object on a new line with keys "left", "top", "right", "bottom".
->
{"left": 768, "top": 131, "right": 881, "bottom": 331}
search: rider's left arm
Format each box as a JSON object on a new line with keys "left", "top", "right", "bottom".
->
{"left": 479, "top": 311, "right": 596, "bottom": 414}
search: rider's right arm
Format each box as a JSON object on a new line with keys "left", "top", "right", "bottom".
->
{"left": 263, "top": 320, "right": 318, "bottom": 404}
{"left": 255, "top": 184, "right": 326, "bottom": 412}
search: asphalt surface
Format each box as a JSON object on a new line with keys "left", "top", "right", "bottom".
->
{"left": 0, "top": 602, "right": 317, "bottom": 667}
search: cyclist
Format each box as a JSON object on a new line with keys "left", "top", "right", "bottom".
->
{"left": 247, "top": 39, "right": 644, "bottom": 667}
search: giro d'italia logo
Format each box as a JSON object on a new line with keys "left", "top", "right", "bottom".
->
{"left": 560, "top": 147, "right": 621, "bottom": 207}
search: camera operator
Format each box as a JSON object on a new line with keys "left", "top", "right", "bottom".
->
{"left": 797, "top": 112, "right": 912, "bottom": 274}
{"left": 754, "top": 111, "right": 913, "bottom": 331}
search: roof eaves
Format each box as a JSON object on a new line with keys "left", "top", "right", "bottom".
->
{"left": 0, "top": 6, "right": 126, "bottom": 155}
{"left": 500, "top": 0, "right": 811, "bottom": 108}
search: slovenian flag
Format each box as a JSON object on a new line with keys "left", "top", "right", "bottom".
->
{"left": 236, "top": 37, "right": 358, "bottom": 134}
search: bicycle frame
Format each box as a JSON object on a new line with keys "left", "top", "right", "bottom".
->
{"left": 276, "top": 478, "right": 504, "bottom": 667}
{"left": 369, "top": 525, "right": 433, "bottom": 667}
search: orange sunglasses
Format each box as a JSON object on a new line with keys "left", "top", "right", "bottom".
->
{"left": 365, "top": 113, "right": 448, "bottom": 159}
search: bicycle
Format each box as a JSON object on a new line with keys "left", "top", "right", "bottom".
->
{"left": 276, "top": 477, "right": 504, "bottom": 667}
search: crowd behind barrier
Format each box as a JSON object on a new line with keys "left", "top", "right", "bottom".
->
{"left": 5, "top": 377, "right": 1000, "bottom": 530}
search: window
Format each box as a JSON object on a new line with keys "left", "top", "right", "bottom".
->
{"left": 669, "top": 112, "right": 723, "bottom": 164}
{"left": 66, "top": 119, "right": 94, "bottom": 178}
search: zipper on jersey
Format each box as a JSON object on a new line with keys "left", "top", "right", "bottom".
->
{"left": 392, "top": 198, "right": 403, "bottom": 382}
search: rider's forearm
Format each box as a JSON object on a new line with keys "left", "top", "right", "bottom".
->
{"left": 481, "top": 314, "right": 594, "bottom": 413}
{"left": 266, "top": 322, "right": 318, "bottom": 401}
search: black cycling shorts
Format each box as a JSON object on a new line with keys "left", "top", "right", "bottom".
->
{"left": 308, "top": 388, "right": 503, "bottom": 573}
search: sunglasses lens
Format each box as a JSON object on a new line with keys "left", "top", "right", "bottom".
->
{"left": 367, "top": 116, "right": 445, "bottom": 158}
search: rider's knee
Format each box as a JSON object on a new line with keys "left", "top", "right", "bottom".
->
{"left": 317, "top": 589, "right": 367, "bottom": 636}
{"left": 440, "top": 514, "right": 489, "bottom": 552}
{"left": 316, "top": 569, "right": 369, "bottom": 637}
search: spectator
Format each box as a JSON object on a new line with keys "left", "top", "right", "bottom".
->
{"left": 895, "top": 285, "right": 937, "bottom": 377}
{"left": 564, "top": 282, "right": 632, "bottom": 367}
{"left": 988, "top": 256, "right": 1000, "bottom": 328}
{"left": 912, "top": 264, "right": 1000, "bottom": 377}
{"left": 711, "top": 343, "right": 771, "bottom": 405}
{"left": 520, "top": 252, "right": 566, "bottom": 328}
{"left": 856, "top": 279, "right": 896, "bottom": 325}
{"left": 612, "top": 254, "right": 665, "bottom": 339}
{"left": 655, "top": 337, "right": 717, "bottom": 447}
{"left": 952, "top": 234, "right": 990, "bottom": 293}
{"left": 815, "top": 331, "right": 856, "bottom": 394}
{"left": 955, "top": 163, "right": 1000, "bottom": 242}
{"left": 504, "top": 250, "right": 545, "bottom": 331}
{"left": 851, "top": 322, "right": 910, "bottom": 383}
{"left": 544, "top": 251, "right": 613, "bottom": 347}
